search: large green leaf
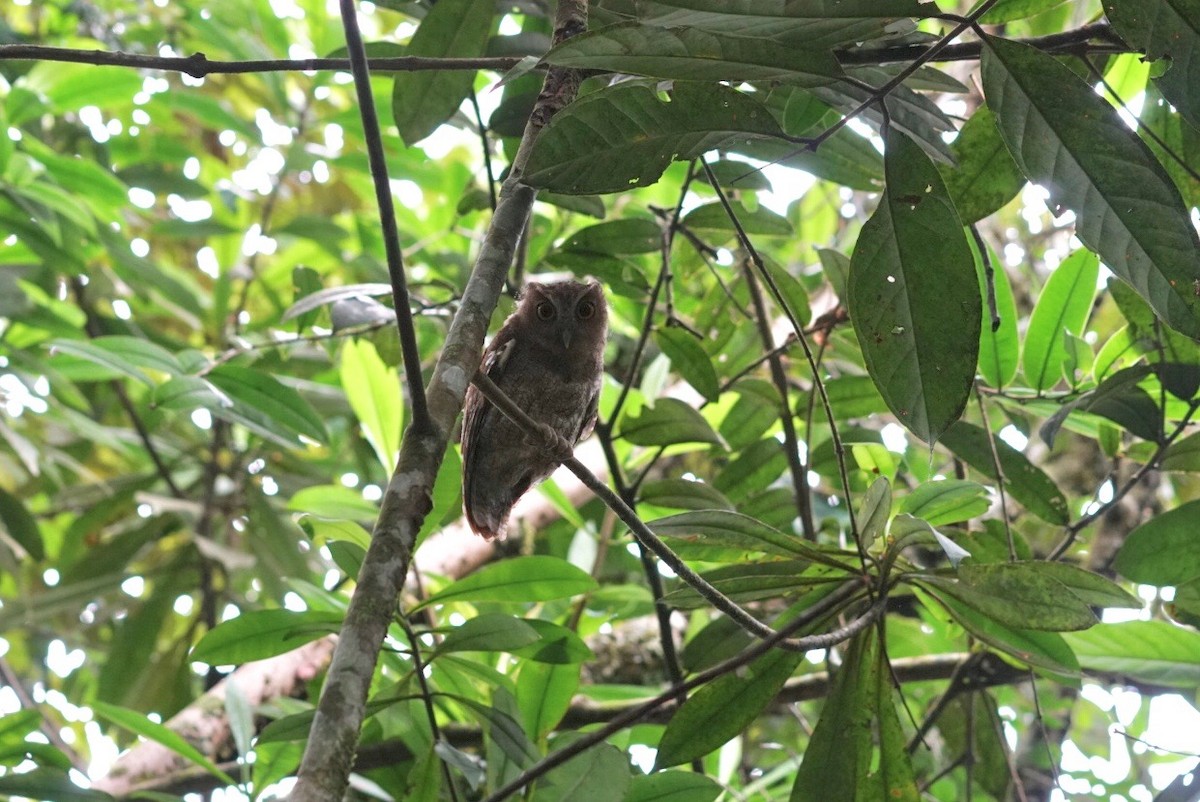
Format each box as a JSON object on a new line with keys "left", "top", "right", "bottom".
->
{"left": 648, "top": 509, "right": 855, "bottom": 568}
{"left": 627, "top": 771, "right": 722, "bottom": 802}
{"left": 789, "top": 629, "right": 880, "bottom": 802}
{"left": 921, "top": 562, "right": 1098, "bottom": 631}
{"left": 0, "top": 487, "right": 44, "bottom": 561}
{"left": 92, "top": 701, "right": 235, "bottom": 786}
{"left": 340, "top": 338, "right": 403, "bottom": 472}
{"left": 524, "top": 82, "right": 785, "bottom": 194}
{"left": 1065, "top": 620, "right": 1200, "bottom": 686}
{"left": 619, "top": 398, "right": 724, "bottom": 447}
{"left": 1113, "top": 499, "right": 1200, "bottom": 586}
{"left": 390, "top": 0, "right": 494, "bottom": 145}
{"left": 656, "top": 647, "right": 804, "bottom": 768}
{"left": 982, "top": 34, "right": 1200, "bottom": 339}
{"left": 940, "top": 421, "right": 1069, "bottom": 524}
{"left": 1022, "top": 249, "right": 1099, "bottom": 391}
{"left": 600, "top": 0, "right": 935, "bottom": 48}
{"left": 849, "top": 128, "right": 981, "bottom": 444}
{"left": 541, "top": 22, "right": 843, "bottom": 84}
{"left": 1105, "top": 0, "right": 1200, "bottom": 128}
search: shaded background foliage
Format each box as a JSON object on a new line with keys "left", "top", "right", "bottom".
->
{"left": 0, "top": 0, "right": 1199, "bottom": 800}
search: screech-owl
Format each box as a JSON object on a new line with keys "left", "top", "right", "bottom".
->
{"left": 461, "top": 279, "right": 608, "bottom": 539}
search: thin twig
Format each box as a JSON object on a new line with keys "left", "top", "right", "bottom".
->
{"left": 472, "top": 369, "right": 860, "bottom": 649}
{"left": 975, "top": 391, "right": 1015, "bottom": 561}
{"left": 397, "top": 615, "right": 462, "bottom": 802}
{"left": 468, "top": 88, "right": 498, "bottom": 212}
{"left": 1049, "top": 399, "right": 1199, "bottom": 559}
{"left": 480, "top": 582, "right": 881, "bottom": 802}
{"left": 698, "top": 158, "right": 859, "bottom": 543}
{"left": 340, "top": 0, "right": 430, "bottom": 431}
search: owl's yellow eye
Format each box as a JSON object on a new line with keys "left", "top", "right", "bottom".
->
{"left": 576, "top": 300, "right": 596, "bottom": 320}
{"left": 536, "top": 301, "right": 556, "bottom": 321}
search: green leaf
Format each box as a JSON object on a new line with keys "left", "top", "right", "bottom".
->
{"left": 1016, "top": 562, "right": 1141, "bottom": 609}
{"left": 790, "top": 630, "right": 879, "bottom": 802}
{"left": 524, "top": 82, "right": 784, "bottom": 194}
{"left": 940, "top": 421, "right": 1069, "bottom": 524}
{"left": 661, "top": 559, "right": 817, "bottom": 609}
{"left": 1105, "top": 0, "right": 1200, "bottom": 128}
{"left": 511, "top": 620, "right": 594, "bottom": 664}
{"left": 681, "top": 201, "right": 794, "bottom": 238}
{"left": 657, "top": 648, "right": 804, "bottom": 768}
{"left": 289, "top": 485, "right": 380, "bottom": 520}
{"left": 638, "top": 478, "right": 733, "bottom": 511}
{"left": 627, "top": 771, "right": 722, "bottom": 802}
{"left": 390, "top": 0, "right": 494, "bottom": 145}
{"left": 612, "top": 0, "right": 934, "bottom": 48}
{"left": 941, "top": 106, "right": 1025, "bottom": 223}
{"left": 532, "top": 737, "right": 631, "bottom": 802}
{"left": 414, "top": 556, "right": 598, "bottom": 609}
{"left": 560, "top": 219, "right": 662, "bottom": 254}
{"left": 1162, "top": 431, "right": 1200, "bottom": 471}
{"left": 191, "top": 609, "right": 344, "bottom": 664}
{"left": 1064, "top": 620, "right": 1200, "bottom": 686}
{"left": 620, "top": 398, "right": 724, "bottom": 448}
{"left": 0, "top": 487, "right": 43, "bottom": 561}
{"left": 1022, "top": 249, "right": 1099, "bottom": 392}
{"left": 918, "top": 589, "right": 1081, "bottom": 674}
{"left": 921, "top": 562, "right": 1098, "bottom": 631}
{"left": 656, "top": 328, "right": 719, "bottom": 402}
{"left": 50, "top": 336, "right": 184, "bottom": 386}
{"left": 897, "top": 480, "right": 991, "bottom": 526}
{"left": 849, "top": 128, "right": 981, "bottom": 444}
{"left": 433, "top": 613, "right": 542, "bottom": 656}
{"left": 648, "top": 509, "right": 854, "bottom": 568}
{"left": 857, "top": 477, "right": 891, "bottom": 549}
{"left": 340, "top": 338, "right": 403, "bottom": 472}
{"left": 1113, "top": 499, "right": 1200, "bottom": 586}
{"left": 1038, "top": 366, "right": 1164, "bottom": 447}
{"left": 0, "top": 769, "right": 116, "bottom": 802}
{"left": 973, "top": 239, "right": 1020, "bottom": 390}
{"left": 517, "top": 662, "right": 580, "bottom": 740}
{"left": 982, "top": 34, "right": 1200, "bottom": 339}
{"left": 92, "top": 701, "right": 235, "bottom": 786}
{"left": 982, "top": 0, "right": 1073, "bottom": 22}
{"left": 541, "top": 22, "right": 842, "bottom": 83}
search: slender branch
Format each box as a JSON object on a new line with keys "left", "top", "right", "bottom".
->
{"left": 469, "top": 88, "right": 499, "bottom": 212}
{"left": 397, "top": 615, "right": 462, "bottom": 802}
{"left": 697, "top": 158, "right": 858, "bottom": 542}
{"left": 0, "top": 658, "right": 87, "bottom": 773}
{"left": 1048, "top": 399, "right": 1199, "bottom": 559}
{"left": 974, "top": 391, "right": 1015, "bottom": 561}
{"left": 480, "top": 581, "right": 881, "bottom": 802}
{"left": 289, "top": 2, "right": 590, "bottom": 798}
{"left": 0, "top": 44, "right": 522, "bottom": 76}
{"left": 0, "top": 25, "right": 1131, "bottom": 78}
{"left": 340, "top": 0, "right": 430, "bottom": 431}
{"left": 472, "top": 369, "right": 861, "bottom": 650}
{"left": 740, "top": 259, "right": 815, "bottom": 540}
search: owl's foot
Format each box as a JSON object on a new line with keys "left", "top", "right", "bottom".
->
{"left": 531, "top": 422, "right": 574, "bottom": 461}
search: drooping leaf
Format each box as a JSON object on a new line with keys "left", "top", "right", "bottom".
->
{"left": 525, "top": 82, "right": 785, "bottom": 194}
{"left": 941, "top": 106, "right": 1025, "bottom": 223}
{"left": 340, "top": 338, "right": 403, "bottom": 472}
{"left": 982, "top": 34, "right": 1200, "bottom": 339}
{"left": 433, "top": 613, "right": 542, "bottom": 657}
{"left": 1022, "top": 250, "right": 1099, "bottom": 392}
{"left": 897, "top": 480, "right": 991, "bottom": 526}
{"left": 0, "top": 487, "right": 44, "bottom": 561}
{"left": 391, "top": 0, "right": 494, "bottom": 145}
{"left": 849, "top": 128, "right": 981, "bottom": 444}
{"left": 627, "top": 771, "right": 722, "bottom": 802}
{"left": 92, "top": 701, "right": 236, "bottom": 786}
{"left": 920, "top": 562, "right": 1098, "bottom": 632}
{"left": 656, "top": 328, "right": 720, "bottom": 402}
{"left": 656, "top": 647, "right": 804, "bottom": 768}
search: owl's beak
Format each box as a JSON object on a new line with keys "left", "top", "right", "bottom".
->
{"left": 560, "top": 327, "right": 573, "bottom": 349}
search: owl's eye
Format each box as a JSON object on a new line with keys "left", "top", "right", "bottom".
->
{"left": 536, "top": 301, "right": 556, "bottom": 321}
{"left": 576, "top": 300, "right": 596, "bottom": 320}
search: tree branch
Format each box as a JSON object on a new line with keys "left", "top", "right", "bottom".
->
{"left": 288, "top": 2, "right": 590, "bottom": 798}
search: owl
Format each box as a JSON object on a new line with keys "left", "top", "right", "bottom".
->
{"left": 461, "top": 279, "right": 608, "bottom": 539}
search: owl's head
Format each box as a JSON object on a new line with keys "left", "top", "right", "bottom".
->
{"left": 519, "top": 279, "right": 608, "bottom": 353}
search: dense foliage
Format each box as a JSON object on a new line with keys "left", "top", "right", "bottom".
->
{"left": 0, "top": 0, "right": 1199, "bottom": 800}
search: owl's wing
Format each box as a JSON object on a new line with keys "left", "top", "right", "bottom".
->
{"left": 574, "top": 383, "right": 600, "bottom": 444}
{"left": 461, "top": 327, "right": 518, "bottom": 497}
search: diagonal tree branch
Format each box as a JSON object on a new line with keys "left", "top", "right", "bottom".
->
{"left": 289, "top": 2, "right": 590, "bottom": 799}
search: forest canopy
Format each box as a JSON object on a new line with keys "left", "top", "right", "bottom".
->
{"left": 0, "top": 1, "right": 1199, "bottom": 801}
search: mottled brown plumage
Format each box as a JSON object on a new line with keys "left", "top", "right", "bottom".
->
{"left": 461, "top": 280, "right": 608, "bottom": 539}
